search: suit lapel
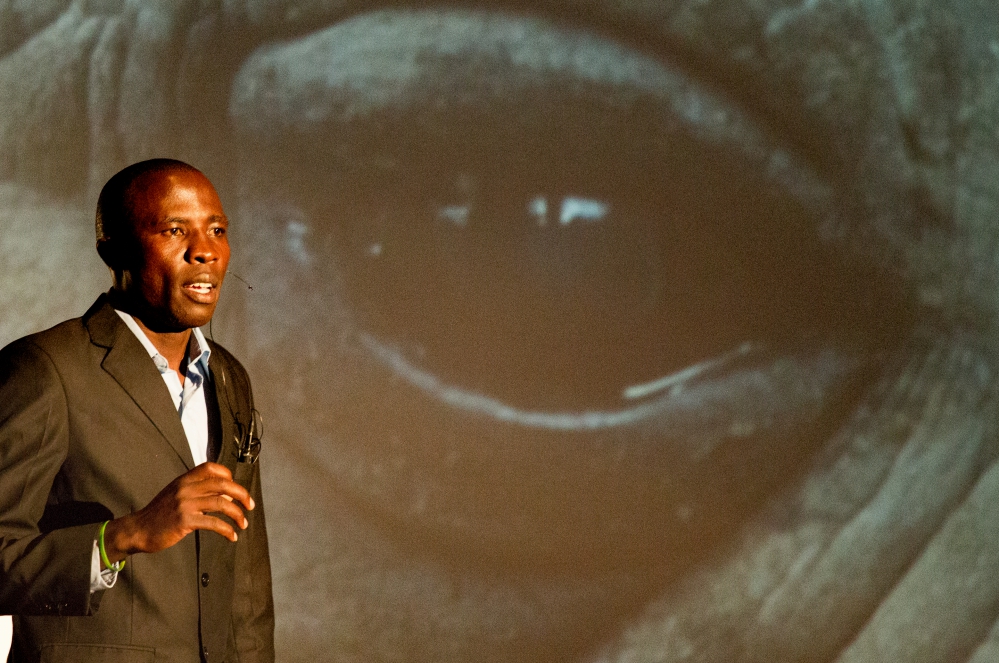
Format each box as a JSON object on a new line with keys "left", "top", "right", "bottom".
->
{"left": 85, "top": 296, "right": 195, "bottom": 470}
{"left": 207, "top": 354, "right": 240, "bottom": 475}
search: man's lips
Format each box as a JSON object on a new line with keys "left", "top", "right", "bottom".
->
{"left": 183, "top": 277, "right": 220, "bottom": 299}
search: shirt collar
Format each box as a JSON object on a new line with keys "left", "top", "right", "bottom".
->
{"left": 114, "top": 309, "right": 212, "bottom": 376}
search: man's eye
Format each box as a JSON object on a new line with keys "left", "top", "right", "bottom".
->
{"left": 220, "top": 7, "right": 912, "bottom": 567}
{"left": 230, "top": 8, "right": 908, "bottom": 411}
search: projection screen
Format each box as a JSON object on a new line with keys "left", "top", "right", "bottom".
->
{"left": 1, "top": 0, "right": 998, "bottom": 661}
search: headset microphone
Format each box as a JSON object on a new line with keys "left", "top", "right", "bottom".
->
{"left": 225, "top": 271, "right": 253, "bottom": 291}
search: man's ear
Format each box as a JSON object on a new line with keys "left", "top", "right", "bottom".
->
{"left": 96, "top": 237, "right": 124, "bottom": 271}
{"left": 96, "top": 238, "right": 131, "bottom": 290}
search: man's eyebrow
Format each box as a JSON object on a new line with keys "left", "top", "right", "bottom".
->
{"left": 153, "top": 216, "right": 191, "bottom": 226}
{"left": 155, "top": 214, "right": 229, "bottom": 225}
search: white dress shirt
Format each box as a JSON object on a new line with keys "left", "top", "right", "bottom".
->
{"left": 90, "top": 311, "right": 213, "bottom": 592}
{"left": 114, "top": 310, "right": 212, "bottom": 466}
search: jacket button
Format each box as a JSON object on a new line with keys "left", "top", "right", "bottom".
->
{"left": 201, "top": 572, "right": 210, "bottom": 587}
{"left": 202, "top": 645, "right": 209, "bottom": 659}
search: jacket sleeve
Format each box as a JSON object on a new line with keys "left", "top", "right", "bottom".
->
{"left": 0, "top": 340, "right": 101, "bottom": 616}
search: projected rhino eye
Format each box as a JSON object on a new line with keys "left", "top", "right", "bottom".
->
{"left": 230, "top": 8, "right": 905, "bottom": 412}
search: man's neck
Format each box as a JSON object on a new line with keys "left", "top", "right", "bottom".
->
{"left": 108, "top": 289, "right": 193, "bottom": 375}
{"left": 131, "top": 316, "right": 192, "bottom": 376}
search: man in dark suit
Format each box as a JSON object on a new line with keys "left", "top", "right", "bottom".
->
{"left": 0, "top": 159, "right": 274, "bottom": 662}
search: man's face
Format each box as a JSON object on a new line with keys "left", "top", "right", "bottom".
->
{"left": 120, "top": 169, "right": 230, "bottom": 331}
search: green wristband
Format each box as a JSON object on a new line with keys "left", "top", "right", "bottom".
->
{"left": 98, "top": 520, "right": 125, "bottom": 573}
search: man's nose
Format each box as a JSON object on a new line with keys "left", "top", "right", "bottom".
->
{"left": 187, "top": 232, "right": 219, "bottom": 263}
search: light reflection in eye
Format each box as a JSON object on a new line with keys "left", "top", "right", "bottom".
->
{"left": 437, "top": 205, "right": 469, "bottom": 226}
{"left": 285, "top": 220, "right": 312, "bottom": 265}
{"left": 622, "top": 341, "right": 753, "bottom": 400}
{"left": 523, "top": 196, "right": 610, "bottom": 226}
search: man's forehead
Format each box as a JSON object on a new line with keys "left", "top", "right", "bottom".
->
{"left": 126, "top": 166, "right": 207, "bottom": 197}
{"left": 122, "top": 167, "right": 222, "bottom": 222}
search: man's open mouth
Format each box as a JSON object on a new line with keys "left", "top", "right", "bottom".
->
{"left": 184, "top": 280, "right": 217, "bottom": 296}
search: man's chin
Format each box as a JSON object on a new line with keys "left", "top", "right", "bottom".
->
{"left": 158, "top": 300, "right": 219, "bottom": 332}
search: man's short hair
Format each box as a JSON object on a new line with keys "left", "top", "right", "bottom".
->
{"left": 95, "top": 158, "right": 202, "bottom": 245}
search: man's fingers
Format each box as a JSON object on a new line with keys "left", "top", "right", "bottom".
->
{"left": 190, "top": 461, "right": 233, "bottom": 481}
{"left": 192, "top": 496, "right": 249, "bottom": 529}
{"left": 181, "top": 464, "right": 254, "bottom": 510}
{"left": 189, "top": 513, "right": 239, "bottom": 542}
{"left": 130, "top": 465, "right": 253, "bottom": 554}
{"left": 212, "top": 478, "right": 253, "bottom": 511}
{"left": 186, "top": 474, "right": 254, "bottom": 511}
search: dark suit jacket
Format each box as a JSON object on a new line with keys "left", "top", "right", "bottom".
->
{"left": 0, "top": 295, "right": 274, "bottom": 663}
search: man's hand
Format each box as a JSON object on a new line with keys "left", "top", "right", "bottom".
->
{"left": 101, "top": 463, "right": 254, "bottom": 566}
